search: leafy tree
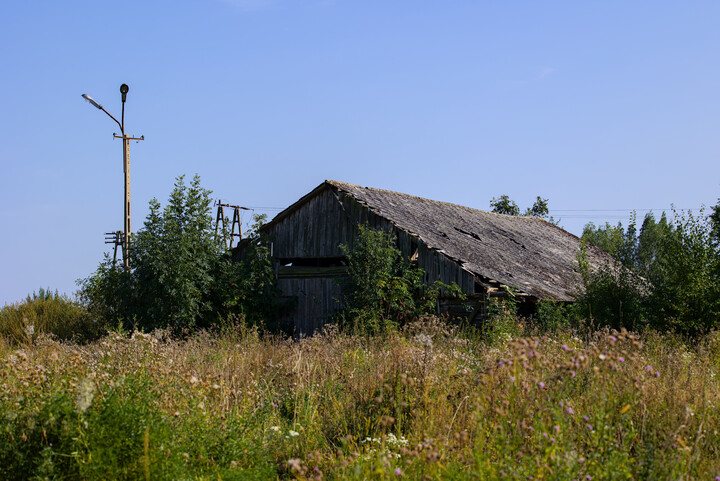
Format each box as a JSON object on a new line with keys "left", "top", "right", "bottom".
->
{"left": 130, "top": 175, "right": 221, "bottom": 329}
{"left": 710, "top": 198, "right": 720, "bottom": 244}
{"left": 582, "top": 212, "right": 674, "bottom": 273}
{"left": 636, "top": 212, "right": 674, "bottom": 275}
{"left": 489, "top": 195, "right": 520, "bottom": 216}
{"left": 524, "top": 196, "right": 549, "bottom": 218}
{"left": 80, "top": 175, "right": 285, "bottom": 333}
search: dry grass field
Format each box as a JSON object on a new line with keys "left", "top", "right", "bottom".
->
{"left": 2, "top": 318, "right": 720, "bottom": 480}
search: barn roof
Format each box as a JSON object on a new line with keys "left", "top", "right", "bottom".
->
{"left": 264, "top": 180, "right": 614, "bottom": 301}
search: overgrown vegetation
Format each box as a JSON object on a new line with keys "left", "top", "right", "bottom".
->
{"left": 79, "top": 175, "right": 288, "bottom": 335}
{"left": 578, "top": 206, "right": 720, "bottom": 336}
{"left": 2, "top": 320, "right": 719, "bottom": 480}
{"left": 339, "top": 225, "right": 463, "bottom": 333}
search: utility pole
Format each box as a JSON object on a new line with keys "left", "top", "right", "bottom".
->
{"left": 82, "top": 84, "right": 144, "bottom": 270}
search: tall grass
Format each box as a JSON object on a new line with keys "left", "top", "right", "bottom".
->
{"left": 1, "top": 318, "right": 719, "bottom": 479}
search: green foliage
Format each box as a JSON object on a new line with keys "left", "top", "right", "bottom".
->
{"left": 646, "top": 209, "right": 720, "bottom": 336}
{"left": 0, "top": 370, "right": 276, "bottom": 480}
{"left": 489, "top": 195, "right": 520, "bottom": 216}
{"left": 535, "top": 299, "right": 572, "bottom": 333}
{"left": 490, "top": 194, "right": 555, "bottom": 222}
{"left": 0, "top": 288, "right": 103, "bottom": 344}
{"left": 579, "top": 209, "right": 720, "bottom": 336}
{"left": 582, "top": 212, "right": 674, "bottom": 272}
{"left": 710, "top": 197, "right": 720, "bottom": 244}
{"left": 482, "top": 290, "right": 522, "bottom": 344}
{"left": 524, "top": 196, "right": 550, "bottom": 218}
{"left": 340, "top": 225, "right": 463, "bottom": 333}
{"left": 575, "top": 239, "right": 647, "bottom": 332}
{"left": 220, "top": 214, "right": 293, "bottom": 331}
{"left": 79, "top": 175, "right": 285, "bottom": 334}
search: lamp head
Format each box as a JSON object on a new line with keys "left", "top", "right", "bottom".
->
{"left": 120, "top": 84, "right": 129, "bottom": 103}
{"left": 81, "top": 94, "right": 103, "bottom": 109}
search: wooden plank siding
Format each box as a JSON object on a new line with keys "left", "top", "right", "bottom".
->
{"left": 267, "top": 187, "right": 476, "bottom": 294}
{"left": 277, "top": 277, "right": 343, "bottom": 335}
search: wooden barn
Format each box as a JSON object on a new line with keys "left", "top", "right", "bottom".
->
{"left": 235, "top": 180, "right": 613, "bottom": 335}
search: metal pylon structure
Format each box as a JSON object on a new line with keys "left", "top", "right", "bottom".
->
{"left": 215, "top": 201, "right": 250, "bottom": 248}
{"left": 104, "top": 230, "right": 123, "bottom": 264}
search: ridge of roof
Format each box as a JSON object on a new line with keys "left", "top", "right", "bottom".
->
{"left": 326, "top": 179, "right": 558, "bottom": 224}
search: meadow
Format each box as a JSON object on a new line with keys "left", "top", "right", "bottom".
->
{"left": 2, "top": 317, "right": 719, "bottom": 480}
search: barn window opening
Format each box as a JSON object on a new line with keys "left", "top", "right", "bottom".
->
{"left": 409, "top": 239, "right": 419, "bottom": 264}
{"left": 278, "top": 257, "right": 346, "bottom": 268}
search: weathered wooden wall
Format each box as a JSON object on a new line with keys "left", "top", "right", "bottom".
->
{"left": 267, "top": 188, "right": 393, "bottom": 259}
{"left": 277, "top": 277, "right": 343, "bottom": 336}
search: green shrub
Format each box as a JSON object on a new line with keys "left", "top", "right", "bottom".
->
{"left": 482, "top": 289, "right": 522, "bottom": 344}
{"left": 0, "top": 288, "right": 104, "bottom": 344}
{"left": 535, "top": 299, "right": 572, "bottom": 333}
{"left": 339, "top": 225, "right": 463, "bottom": 333}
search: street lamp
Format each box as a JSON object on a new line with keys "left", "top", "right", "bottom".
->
{"left": 82, "top": 84, "right": 144, "bottom": 270}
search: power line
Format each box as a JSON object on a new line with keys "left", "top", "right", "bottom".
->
{"left": 245, "top": 206, "right": 285, "bottom": 211}
{"left": 551, "top": 208, "right": 701, "bottom": 213}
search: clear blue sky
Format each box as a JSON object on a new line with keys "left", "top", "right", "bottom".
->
{"left": 2, "top": 0, "right": 719, "bottom": 305}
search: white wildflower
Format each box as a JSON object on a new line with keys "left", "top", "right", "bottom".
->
{"left": 414, "top": 333, "right": 433, "bottom": 349}
{"left": 76, "top": 378, "right": 95, "bottom": 413}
